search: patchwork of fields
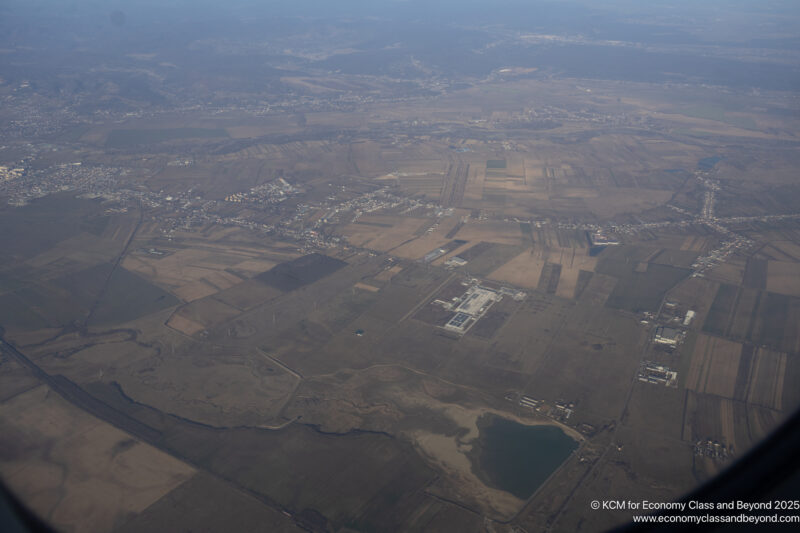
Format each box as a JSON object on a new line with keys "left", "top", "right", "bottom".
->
{"left": 1, "top": 65, "right": 799, "bottom": 533}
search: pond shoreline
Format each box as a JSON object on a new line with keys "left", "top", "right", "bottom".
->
{"left": 408, "top": 403, "right": 584, "bottom": 518}
{"left": 469, "top": 413, "right": 580, "bottom": 499}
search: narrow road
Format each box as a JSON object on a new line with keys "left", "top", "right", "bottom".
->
{"left": 84, "top": 209, "right": 143, "bottom": 327}
{"left": 397, "top": 272, "right": 456, "bottom": 324}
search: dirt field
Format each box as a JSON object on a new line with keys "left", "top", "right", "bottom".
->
{"left": 768, "top": 240, "right": 800, "bottom": 261}
{"left": 680, "top": 235, "right": 716, "bottom": 252}
{"left": 214, "top": 280, "right": 283, "bottom": 310}
{"left": 256, "top": 253, "right": 347, "bottom": 292}
{"left": 683, "top": 392, "right": 740, "bottom": 448}
{"left": 114, "top": 349, "right": 299, "bottom": 427}
{"left": 169, "top": 297, "right": 241, "bottom": 333}
{"left": 0, "top": 385, "right": 195, "bottom": 533}
{"left": 746, "top": 347, "right": 787, "bottom": 411}
{"left": 449, "top": 220, "right": 524, "bottom": 246}
{"left": 123, "top": 248, "right": 246, "bottom": 301}
{"left": 686, "top": 334, "right": 743, "bottom": 399}
{"left": 734, "top": 289, "right": 763, "bottom": 337}
{"left": 718, "top": 397, "right": 736, "bottom": 447}
{"left": 114, "top": 473, "right": 301, "bottom": 533}
{"left": 166, "top": 313, "right": 206, "bottom": 336}
{"left": 391, "top": 234, "right": 460, "bottom": 261}
{"left": 172, "top": 280, "right": 220, "bottom": 302}
{"left": 354, "top": 281, "right": 380, "bottom": 292}
{"left": 487, "top": 250, "right": 544, "bottom": 289}
{"left": 582, "top": 188, "right": 672, "bottom": 219}
{"left": 374, "top": 264, "right": 404, "bottom": 281}
{"left": 577, "top": 272, "right": 618, "bottom": 306}
{"left": 554, "top": 253, "right": 598, "bottom": 299}
{"left": 341, "top": 215, "right": 430, "bottom": 250}
{"left": 766, "top": 261, "right": 800, "bottom": 297}
{"left": 232, "top": 259, "right": 279, "bottom": 274}
{"left": 706, "top": 260, "right": 745, "bottom": 286}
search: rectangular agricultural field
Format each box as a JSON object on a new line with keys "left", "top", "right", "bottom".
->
{"left": 766, "top": 261, "right": 800, "bottom": 297}
{"left": 702, "top": 283, "right": 738, "bottom": 337}
{"left": 686, "top": 334, "right": 743, "bottom": 399}
{"left": 746, "top": 347, "right": 787, "bottom": 411}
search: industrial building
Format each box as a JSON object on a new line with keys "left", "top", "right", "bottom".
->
{"left": 443, "top": 284, "right": 501, "bottom": 334}
{"left": 455, "top": 286, "right": 498, "bottom": 315}
{"left": 638, "top": 362, "right": 678, "bottom": 387}
{"left": 422, "top": 247, "right": 448, "bottom": 264}
{"left": 589, "top": 231, "right": 620, "bottom": 247}
{"left": 444, "top": 256, "right": 468, "bottom": 267}
{"left": 654, "top": 326, "right": 681, "bottom": 346}
{"left": 519, "top": 395, "right": 540, "bottom": 409}
{"left": 445, "top": 312, "right": 471, "bottom": 331}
